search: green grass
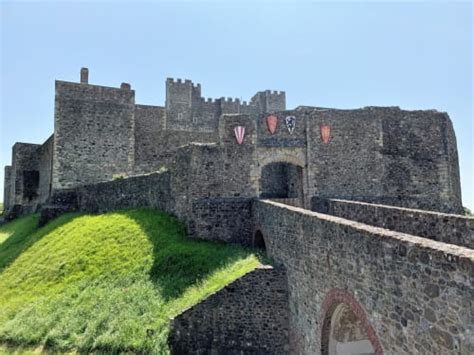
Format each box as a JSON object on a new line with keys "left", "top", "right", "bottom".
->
{"left": 0, "top": 209, "right": 261, "bottom": 353}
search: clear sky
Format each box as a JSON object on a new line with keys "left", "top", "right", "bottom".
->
{"left": 1, "top": 1, "right": 473, "bottom": 209}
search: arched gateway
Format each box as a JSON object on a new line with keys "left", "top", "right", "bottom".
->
{"left": 320, "top": 289, "right": 383, "bottom": 355}
{"left": 259, "top": 161, "right": 305, "bottom": 207}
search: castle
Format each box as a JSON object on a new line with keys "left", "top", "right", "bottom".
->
{"left": 2, "top": 68, "right": 463, "bottom": 216}
{"left": 3, "top": 69, "right": 473, "bottom": 354}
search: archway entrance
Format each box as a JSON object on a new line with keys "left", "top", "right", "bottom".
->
{"left": 321, "top": 290, "right": 382, "bottom": 355}
{"left": 253, "top": 230, "right": 266, "bottom": 252}
{"left": 260, "top": 162, "right": 304, "bottom": 207}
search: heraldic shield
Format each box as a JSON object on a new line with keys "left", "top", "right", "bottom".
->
{"left": 266, "top": 114, "right": 278, "bottom": 134}
{"left": 234, "top": 126, "right": 246, "bottom": 144}
{"left": 285, "top": 116, "right": 296, "bottom": 134}
{"left": 320, "top": 124, "right": 331, "bottom": 144}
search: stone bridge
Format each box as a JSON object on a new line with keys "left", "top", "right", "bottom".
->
{"left": 171, "top": 199, "right": 473, "bottom": 354}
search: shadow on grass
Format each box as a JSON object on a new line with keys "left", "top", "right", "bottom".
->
{"left": 126, "top": 209, "right": 259, "bottom": 301}
{"left": 0, "top": 213, "right": 80, "bottom": 273}
{"left": 0, "top": 340, "right": 65, "bottom": 355}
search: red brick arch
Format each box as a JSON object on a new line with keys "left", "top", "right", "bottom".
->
{"left": 320, "top": 288, "right": 384, "bottom": 355}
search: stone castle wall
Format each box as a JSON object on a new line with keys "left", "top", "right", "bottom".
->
{"left": 252, "top": 200, "right": 473, "bottom": 354}
{"left": 180, "top": 115, "right": 259, "bottom": 243}
{"left": 9, "top": 143, "right": 41, "bottom": 210}
{"left": 169, "top": 266, "right": 290, "bottom": 354}
{"left": 2, "top": 70, "right": 464, "bottom": 219}
{"left": 133, "top": 104, "right": 218, "bottom": 175}
{"left": 3, "top": 137, "right": 55, "bottom": 214}
{"left": 293, "top": 106, "right": 462, "bottom": 213}
{"left": 75, "top": 171, "right": 174, "bottom": 214}
{"left": 313, "top": 198, "right": 474, "bottom": 249}
{"left": 53, "top": 81, "right": 135, "bottom": 189}
{"left": 38, "top": 135, "right": 54, "bottom": 204}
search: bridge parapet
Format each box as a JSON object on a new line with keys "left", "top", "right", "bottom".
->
{"left": 252, "top": 199, "right": 473, "bottom": 354}
{"left": 313, "top": 198, "right": 474, "bottom": 249}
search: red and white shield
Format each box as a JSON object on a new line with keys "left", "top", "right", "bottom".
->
{"left": 266, "top": 114, "right": 278, "bottom": 135}
{"left": 320, "top": 124, "right": 331, "bottom": 144}
{"left": 234, "top": 126, "right": 246, "bottom": 144}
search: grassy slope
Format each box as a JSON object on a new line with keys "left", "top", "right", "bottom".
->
{"left": 0, "top": 209, "right": 260, "bottom": 353}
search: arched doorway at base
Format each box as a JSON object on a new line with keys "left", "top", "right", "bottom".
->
{"left": 253, "top": 230, "right": 266, "bottom": 253}
{"left": 320, "top": 289, "right": 383, "bottom": 355}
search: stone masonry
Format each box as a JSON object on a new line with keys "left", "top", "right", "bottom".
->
{"left": 253, "top": 200, "right": 473, "bottom": 354}
{"left": 2, "top": 68, "right": 463, "bottom": 216}
{"left": 3, "top": 68, "right": 472, "bottom": 354}
{"left": 169, "top": 266, "right": 290, "bottom": 354}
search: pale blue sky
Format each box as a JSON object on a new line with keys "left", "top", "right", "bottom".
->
{"left": 1, "top": 1, "right": 473, "bottom": 209}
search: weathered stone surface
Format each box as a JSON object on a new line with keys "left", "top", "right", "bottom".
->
{"left": 252, "top": 200, "right": 474, "bottom": 354}
{"left": 3, "top": 71, "right": 464, "bottom": 217}
{"left": 53, "top": 81, "right": 136, "bottom": 190}
{"left": 2, "top": 70, "right": 471, "bottom": 354}
{"left": 314, "top": 198, "right": 474, "bottom": 249}
{"left": 169, "top": 266, "right": 290, "bottom": 355}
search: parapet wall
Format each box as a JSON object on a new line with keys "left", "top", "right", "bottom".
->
{"left": 75, "top": 171, "right": 174, "bottom": 214}
{"left": 313, "top": 198, "right": 474, "bottom": 249}
{"left": 39, "top": 170, "right": 176, "bottom": 227}
{"left": 169, "top": 266, "right": 290, "bottom": 354}
{"left": 252, "top": 200, "right": 473, "bottom": 354}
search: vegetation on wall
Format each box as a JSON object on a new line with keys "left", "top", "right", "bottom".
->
{"left": 464, "top": 206, "right": 472, "bottom": 216}
{"left": 0, "top": 209, "right": 260, "bottom": 353}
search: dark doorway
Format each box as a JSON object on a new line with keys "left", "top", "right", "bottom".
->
{"left": 260, "top": 162, "right": 304, "bottom": 205}
{"left": 253, "top": 230, "right": 266, "bottom": 251}
{"left": 22, "top": 170, "right": 40, "bottom": 202}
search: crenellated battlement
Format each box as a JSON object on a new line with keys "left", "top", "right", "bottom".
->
{"left": 219, "top": 97, "right": 240, "bottom": 103}
{"left": 166, "top": 77, "right": 191, "bottom": 84}
{"left": 166, "top": 77, "right": 201, "bottom": 88}
{"left": 250, "top": 90, "right": 286, "bottom": 113}
{"left": 164, "top": 75, "right": 285, "bottom": 130}
{"left": 264, "top": 89, "right": 285, "bottom": 96}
